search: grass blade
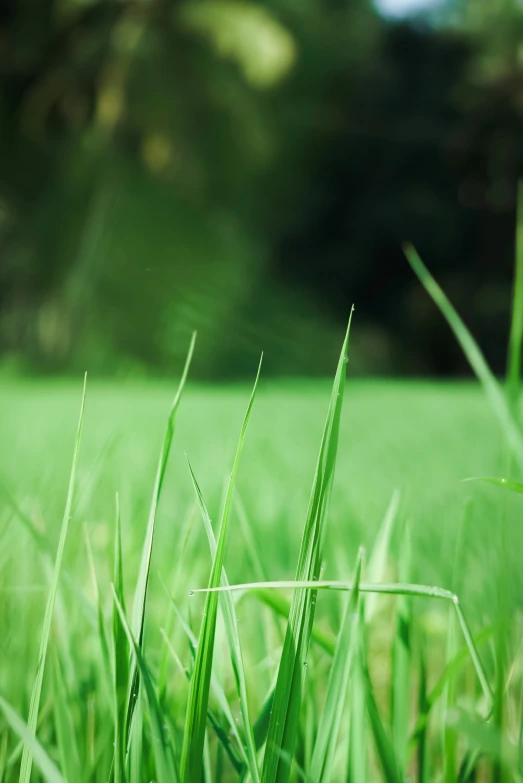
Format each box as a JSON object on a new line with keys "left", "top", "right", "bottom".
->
{"left": 261, "top": 311, "right": 354, "bottom": 783}
{"left": 180, "top": 356, "right": 262, "bottom": 783}
{"left": 0, "top": 695, "right": 66, "bottom": 783}
{"left": 362, "top": 648, "right": 402, "bottom": 783}
{"left": 188, "top": 460, "right": 260, "bottom": 783}
{"left": 417, "top": 640, "right": 428, "bottom": 783}
{"left": 113, "top": 493, "right": 129, "bottom": 783}
{"left": 19, "top": 373, "right": 87, "bottom": 783}
{"left": 308, "top": 548, "right": 363, "bottom": 783}
{"left": 390, "top": 525, "right": 412, "bottom": 775}
{"left": 51, "top": 654, "right": 81, "bottom": 783}
{"left": 365, "top": 490, "right": 400, "bottom": 623}
{"left": 464, "top": 477, "right": 523, "bottom": 496}
{"left": 112, "top": 587, "right": 178, "bottom": 783}
{"left": 127, "top": 333, "right": 195, "bottom": 743}
{"left": 404, "top": 244, "right": 523, "bottom": 469}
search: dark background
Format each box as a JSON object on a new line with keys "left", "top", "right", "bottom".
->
{"left": 1, "top": 0, "right": 523, "bottom": 379}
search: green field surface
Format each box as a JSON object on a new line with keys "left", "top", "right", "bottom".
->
{"left": 1, "top": 371, "right": 522, "bottom": 782}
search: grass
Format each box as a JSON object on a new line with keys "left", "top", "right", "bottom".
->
{"left": 1, "top": 263, "right": 523, "bottom": 781}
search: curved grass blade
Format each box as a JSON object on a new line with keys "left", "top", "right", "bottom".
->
{"left": 261, "top": 312, "right": 353, "bottom": 783}
{"left": 112, "top": 587, "right": 178, "bottom": 783}
{"left": 195, "top": 580, "right": 493, "bottom": 713}
{"left": 404, "top": 244, "right": 523, "bottom": 469}
{"left": 180, "top": 356, "right": 262, "bottom": 783}
{"left": 309, "top": 549, "right": 362, "bottom": 783}
{"left": 20, "top": 373, "right": 87, "bottom": 783}
{"left": 0, "top": 695, "right": 66, "bottom": 783}
{"left": 127, "top": 333, "right": 195, "bottom": 744}
{"left": 188, "top": 460, "right": 260, "bottom": 783}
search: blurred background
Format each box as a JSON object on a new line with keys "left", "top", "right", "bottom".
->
{"left": 1, "top": 0, "right": 523, "bottom": 380}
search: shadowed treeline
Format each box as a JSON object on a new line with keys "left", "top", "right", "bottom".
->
{"left": 1, "top": 0, "right": 523, "bottom": 377}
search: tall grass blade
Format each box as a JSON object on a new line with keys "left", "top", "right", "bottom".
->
{"left": 261, "top": 311, "right": 353, "bottom": 783}
{"left": 19, "top": 373, "right": 87, "bottom": 783}
{"left": 180, "top": 356, "right": 262, "bottom": 783}
{"left": 127, "top": 333, "right": 195, "bottom": 742}
{"left": 188, "top": 460, "right": 260, "bottom": 783}
{"left": 309, "top": 549, "right": 362, "bottom": 783}
{"left": 404, "top": 244, "right": 523, "bottom": 469}
{"left": 0, "top": 695, "right": 66, "bottom": 783}
{"left": 112, "top": 587, "right": 178, "bottom": 783}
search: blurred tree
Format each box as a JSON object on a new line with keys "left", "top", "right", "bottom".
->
{"left": 1, "top": 0, "right": 523, "bottom": 376}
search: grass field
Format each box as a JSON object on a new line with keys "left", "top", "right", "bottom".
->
{"left": 1, "top": 255, "right": 523, "bottom": 782}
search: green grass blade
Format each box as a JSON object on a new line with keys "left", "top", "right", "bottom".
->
{"left": 347, "top": 612, "right": 367, "bottom": 783}
{"left": 464, "top": 477, "right": 523, "bottom": 495}
{"left": 188, "top": 459, "right": 260, "bottom": 783}
{"left": 390, "top": 525, "right": 412, "bottom": 774}
{"left": 0, "top": 695, "right": 66, "bottom": 783}
{"left": 261, "top": 311, "right": 353, "bottom": 783}
{"left": 112, "top": 587, "right": 178, "bottom": 783}
{"left": 51, "top": 654, "right": 81, "bottom": 783}
{"left": 19, "top": 373, "right": 87, "bottom": 783}
{"left": 126, "top": 333, "right": 195, "bottom": 742}
{"left": 409, "top": 624, "right": 496, "bottom": 747}
{"left": 113, "top": 493, "right": 129, "bottom": 783}
{"left": 252, "top": 590, "right": 336, "bottom": 655}
{"left": 404, "top": 244, "right": 523, "bottom": 469}
{"left": 365, "top": 490, "right": 400, "bottom": 623}
{"left": 84, "top": 526, "right": 112, "bottom": 698}
{"left": 507, "top": 180, "right": 523, "bottom": 408}
{"left": 160, "top": 628, "right": 245, "bottom": 774}
{"left": 417, "top": 640, "right": 428, "bottom": 783}
{"left": 309, "top": 549, "right": 362, "bottom": 783}
{"left": 362, "top": 648, "right": 402, "bottom": 783}
{"left": 180, "top": 356, "right": 262, "bottom": 783}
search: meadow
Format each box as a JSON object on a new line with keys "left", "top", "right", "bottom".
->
{"left": 1, "top": 252, "right": 523, "bottom": 782}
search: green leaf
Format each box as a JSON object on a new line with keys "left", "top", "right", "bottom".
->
{"left": 309, "top": 549, "right": 362, "bottom": 783}
{"left": 261, "top": 311, "right": 354, "bottom": 783}
{"left": 19, "top": 373, "right": 87, "bottom": 783}
{"left": 180, "top": 356, "right": 262, "bottom": 783}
